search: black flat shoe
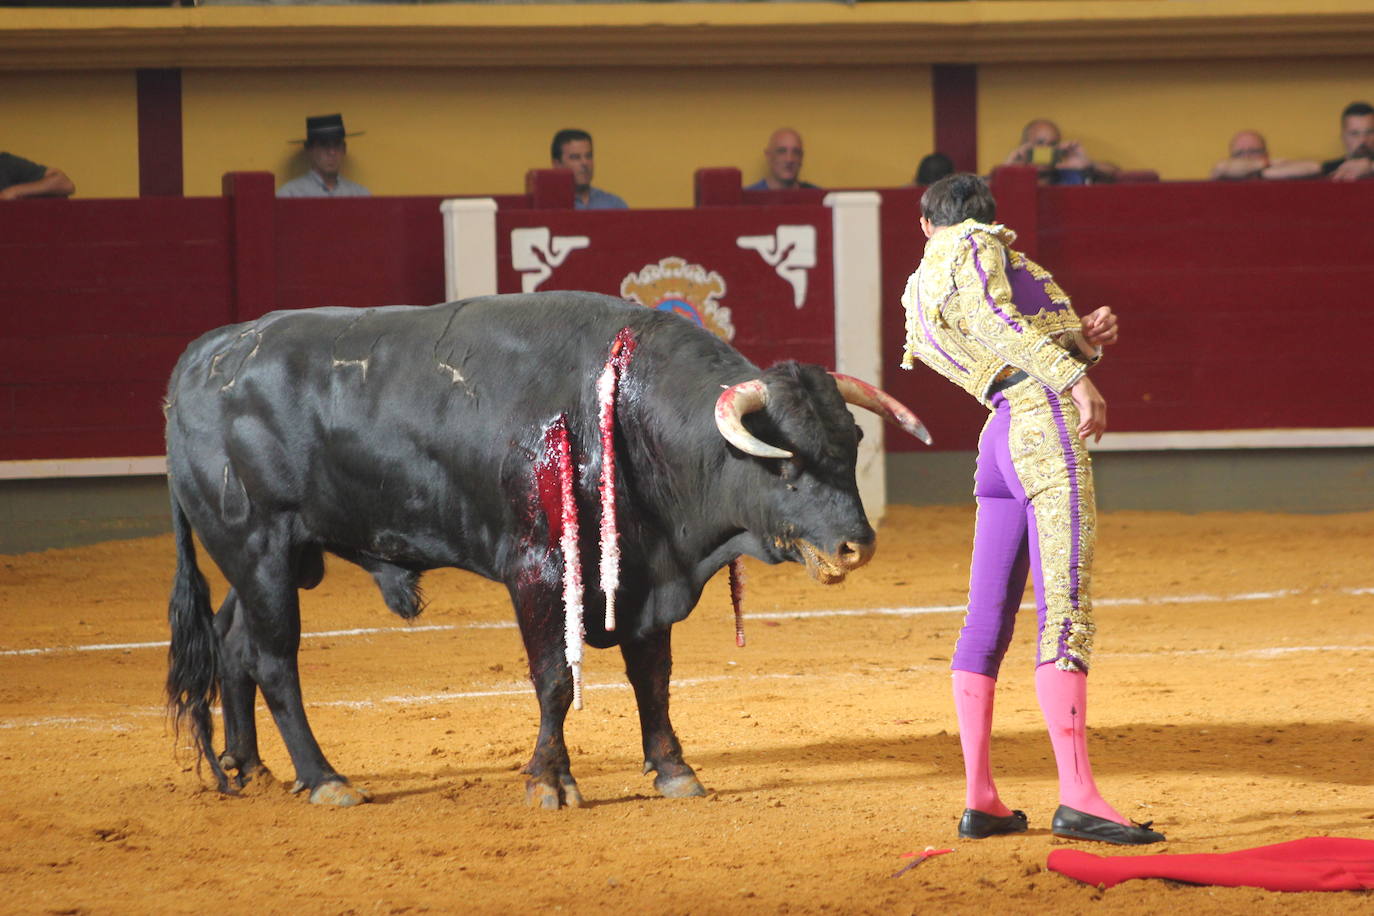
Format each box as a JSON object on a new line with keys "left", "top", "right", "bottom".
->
{"left": 958, "top": 807, "right": 1029, "bottom": 839}
{"left": 1051, "top": 805, "right": 1165, "bottom": 845}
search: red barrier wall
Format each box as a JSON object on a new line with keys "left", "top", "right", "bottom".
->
{"left": 1034, "top": 177, "right": 1371, "bottom": 435}
{"left": 1, "top": 175, "right": 833, "bottom": 462}
{"left": 0, "top": 196, "right": 232, "bottom": 460}
{"left": 5, "top": 169, "right": 1371, "bottom": 463}
{"left": 0, "top": 176, "right": 475, "bottom": 461}
{"left": 496, "top": 207, "right": 835, "bottom": 371}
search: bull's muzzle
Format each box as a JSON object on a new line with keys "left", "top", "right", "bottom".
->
{"left": 799, "top": 537, "right": 876, "bottom": 584}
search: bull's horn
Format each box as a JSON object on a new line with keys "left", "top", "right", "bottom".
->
{"left": 830, "top": 373, "right": 933, "bottom": 445}
{"left": 714, "top": 379, "right": 794, "bottom": 459}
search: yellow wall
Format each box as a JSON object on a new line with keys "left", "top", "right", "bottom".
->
{"left": 979, "top": 57, "right": 1374, "bottom": 179}
{"left": 181, "top": 65, "right": 932, "bottom": 206}
{"left": 15, "top": 53, "right": 1374, "bottom": 200}
{"left": 0, "top": 71, "right": 139, "bottom": 198}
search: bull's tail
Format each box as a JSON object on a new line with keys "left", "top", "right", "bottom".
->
{"left": 165, "top": 491, "right": 229, "bottom": 792}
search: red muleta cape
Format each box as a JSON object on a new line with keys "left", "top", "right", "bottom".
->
{"left": 1049, "top": 837, "right": 1374, "bottom": 893}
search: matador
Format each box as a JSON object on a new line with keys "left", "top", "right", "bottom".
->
{"left": 901, "top": 173, "right": 1165, "bottom": 846}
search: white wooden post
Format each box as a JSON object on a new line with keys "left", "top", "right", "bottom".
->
{"left": 824, "top": 190, "right": 886, "bottom": 524}
{"left": 440, "top": 198, "right": 498, "bottom": 302}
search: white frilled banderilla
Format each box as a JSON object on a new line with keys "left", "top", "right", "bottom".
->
{"left": 549, "top": 327, "right": 747, "bottom": 711}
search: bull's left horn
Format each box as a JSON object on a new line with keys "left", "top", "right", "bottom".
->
{"left": 830, "top": 373, "right": 933, "bottom": 445}
{"left": 715, "top": 379, "right": 794, "bottom": 459}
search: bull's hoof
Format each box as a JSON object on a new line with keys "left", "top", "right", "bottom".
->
{"left": 306, "top": 781, "right": 371, "bottom": 807}
{"left": 218, "top": 754, "right": 276, "bottom": 793}
{"left": 525, "top": 775, "right": 583, "bottom": 810}
{"left": 654, "top": 772, "right": 708, "bottom": 799}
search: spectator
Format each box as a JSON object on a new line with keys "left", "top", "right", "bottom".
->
{"left": 0, "top": 151, "right": 74, "bottom": 200}
{"left": 747, "top": 128, "right": 820, "bottom": 191}
{"left": 1003, "top": 119, "right": 1119, "bottom": 185}
{"left": 277, "top": 114, "right": 370, "bottom": 198}
{"left": 550, "top": 129, "right": 627, "bottom": 210}
{"left": 1249, "top": 102, "right": 1374, "bottom": 181}
{"left": 1322, "top": 101, "right": 1374, "bottom": 181}
{"left": 914, "top": 152, "right": 955, "bottom": 186}
{"left": 1209, "top": 130, "right": 1314, "bottom": 180}
{"left": 1210, "top": 130, "right": 1273, "bottom": 180}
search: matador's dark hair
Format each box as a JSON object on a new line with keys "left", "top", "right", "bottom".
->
{"left": 920, "top": 172, "right": 997, "bottom": 228}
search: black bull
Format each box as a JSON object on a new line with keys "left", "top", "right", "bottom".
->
{"left": 164, "top": 292, "right": 927, "bottom": 809}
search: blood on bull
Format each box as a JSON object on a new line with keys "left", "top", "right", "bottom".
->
{"left": 163, "top": 292, "right": 929, "bottom": 809}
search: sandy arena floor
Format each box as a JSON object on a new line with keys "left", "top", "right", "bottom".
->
{"left": 1, "top": 505, "right": 1372, "bottom": 915}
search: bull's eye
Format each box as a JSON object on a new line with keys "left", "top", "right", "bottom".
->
{"left": 779, "top": 456, "right": 803, "bottom": 482}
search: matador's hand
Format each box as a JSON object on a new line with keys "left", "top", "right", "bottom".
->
{"left": 1069, "top": 376, "right": 1107, "bottom": 443}
{"left": 1081, "top": 306, "right": 1118, "bottom": 347}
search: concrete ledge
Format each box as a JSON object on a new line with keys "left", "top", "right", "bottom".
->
{"left": 1, "top": 477, "right": 171, "bottom": 555}
{"left": 887, "top": 447, "right": 1374, "bottom": 513}
{"left": 5, "top": 2, "right": 1374, "bottom": 70}
{"left": 0, "top": 457, "right": 167, "bottom": 481}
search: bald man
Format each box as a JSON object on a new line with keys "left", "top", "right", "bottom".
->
{"left": 746, "top": 128, "right": 820, "bottom": 191}
{"left": 1211, "top": 130, "right": 1273, "bottom": 180}
{"left": 1210, "top": 129, "right": 1320, "bottom": 180}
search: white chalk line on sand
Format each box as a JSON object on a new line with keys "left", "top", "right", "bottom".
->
{"left": 306, "top": 644, "right": 1374, "bottom": 708}
{"left": 6, "top": 639, "right": 1374, "bottom": 734}
{"left": 0, "top": 672, "right": 811, "bottom": 730}
{"left": 2, "top": 585, "right": 1371, "bottom": 659}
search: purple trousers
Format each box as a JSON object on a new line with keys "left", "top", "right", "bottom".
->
{"left": 951, "top": 382, "right": 1097, "bottom": 678}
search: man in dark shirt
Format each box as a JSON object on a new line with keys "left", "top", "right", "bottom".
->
{"left": 746, "top": 128, "right": 820, "bottom": 191}
{"left": 0, "top": 152, "right": 75, "bottom": 199}
{"left": 1320, "top": 101, "right": 1374, "bottom": 181}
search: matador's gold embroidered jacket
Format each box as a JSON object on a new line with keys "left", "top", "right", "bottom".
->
{"left": 900, "top": 219, "right": 1097, "bottom": 404}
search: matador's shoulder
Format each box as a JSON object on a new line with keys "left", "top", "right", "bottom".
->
{"left": 922, "top": 219, "right": 1018, "bottom": 267}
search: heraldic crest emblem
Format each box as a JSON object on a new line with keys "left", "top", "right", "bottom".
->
{"left": 620, "top": 257, "right": 735, "bottom": 342}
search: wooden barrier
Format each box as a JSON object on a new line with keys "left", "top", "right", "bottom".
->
{"left": 0, "top": 174, "right": 531, "bottom": 463}
{"left": 3, "top": 168, "right": 1372, "bottom": 470}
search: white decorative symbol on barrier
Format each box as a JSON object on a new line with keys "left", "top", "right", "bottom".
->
{"left": 735, "top": 224, "right": 817, "bottom": 309}
{"left": 511, "top": 227, "right": 591, "bottom": 293}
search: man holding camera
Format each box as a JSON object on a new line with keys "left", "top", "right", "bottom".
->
{"left": 1003, "top": 119, "right": 1119, "bottom": 185}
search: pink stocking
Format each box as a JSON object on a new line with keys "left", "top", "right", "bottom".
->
{"left": 1034, "top": 663, "right": 1128, "bottom": 825}
{"left": 952, "top": 670, "right": 1012, "bottom": 816}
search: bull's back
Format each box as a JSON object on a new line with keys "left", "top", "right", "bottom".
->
{"left": 166, "top": 293, "right": 746, "bottom": 575}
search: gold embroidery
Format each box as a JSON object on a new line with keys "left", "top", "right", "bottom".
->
{"left": 900, "top": 220, "right": 1088, "bottom": 404}
{"left": 1004, "top": 382, "right": 1096, "bottom": 671}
